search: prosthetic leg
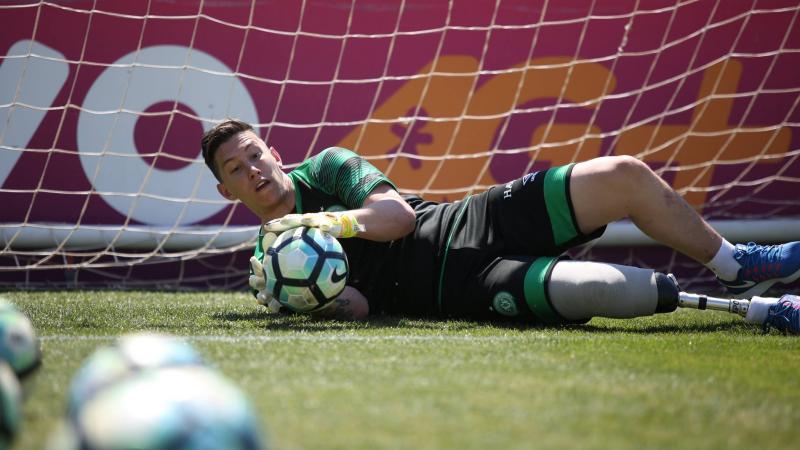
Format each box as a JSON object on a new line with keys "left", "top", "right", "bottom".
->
{"left": 677, "top": 291, "right": 751, "bottom": 317}
{"left": 546, "top": 260, "right": 773, "bottom": 321}
{"left": 547, "top": 261, "right": 680, "bottom": 320}
{"left": 651, "top": 273, "right": 765, "bottom": 319}
{"left": 544, "top": 260, "right": 795, "bottom": 333}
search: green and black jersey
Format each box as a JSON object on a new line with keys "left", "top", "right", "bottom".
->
{"left": 252, "top": 147, "right": 465, "bottom": 315}
{"left": 253, "top": 147, "right": 605, "bottom": 320}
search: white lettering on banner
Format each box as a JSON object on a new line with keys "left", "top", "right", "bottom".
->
{"left": 0, "top": 40, "right": 69, "bottom": 187}
{"left": 77, "top": 45, "right": 259, "bottom": 225}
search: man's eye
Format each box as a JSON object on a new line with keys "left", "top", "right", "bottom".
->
{"left": 230, "top": 166, "right": 240, "bottom": 174}
{"left": 252, "top": 151, "right": 262, "bottom": 159}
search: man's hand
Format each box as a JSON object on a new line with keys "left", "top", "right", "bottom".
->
{"left": 263, "top": 212, "right": 364, "bottom": 238}
{"left": 248, "top": 232, "right": 282, "bottom": 313}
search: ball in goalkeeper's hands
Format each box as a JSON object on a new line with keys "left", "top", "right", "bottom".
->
{"left": 264, "top": 227, "right": 348, "bottom": 313}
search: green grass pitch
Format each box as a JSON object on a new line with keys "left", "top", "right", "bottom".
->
{"left": 6, "top": 290, "right": 800, "bottom": 450}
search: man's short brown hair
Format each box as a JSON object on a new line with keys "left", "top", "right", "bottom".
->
{"left": 201, "top": 119, "right": 254, "bottom": 182}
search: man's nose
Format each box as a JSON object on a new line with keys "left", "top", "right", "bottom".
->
{"left": 248, "top": 164, "right": 262, "bottom": 177}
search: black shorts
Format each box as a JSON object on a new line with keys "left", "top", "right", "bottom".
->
{"left": 438, "top": 164, "right": 605, "bottom": 323}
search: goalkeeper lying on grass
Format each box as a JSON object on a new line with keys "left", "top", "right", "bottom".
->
{"left": 201, "top": 119, "right": 800, "bottom": 334}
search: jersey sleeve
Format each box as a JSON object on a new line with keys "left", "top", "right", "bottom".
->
{"left": 295, "top": 147, "right": 397, "bottom": 208}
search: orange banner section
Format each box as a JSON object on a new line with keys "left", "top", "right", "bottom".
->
{"left": 340, "top": 56, "right": 792, "bottom": 207}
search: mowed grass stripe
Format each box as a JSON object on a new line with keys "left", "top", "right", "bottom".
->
{"left": 5, "top": 290, "right": 800, "bottom": 450}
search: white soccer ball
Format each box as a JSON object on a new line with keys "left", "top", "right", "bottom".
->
{"left": 264, "top": 227, "right": 348, "bottom": 313}
{"left": 0, "top": 299, "right": 41, "bottom": 378}
{"left": 51, "top": 366, "right": 267, "bottom": 450}
{"left": 66, "top": 332, "right": 205, "bottom": 418}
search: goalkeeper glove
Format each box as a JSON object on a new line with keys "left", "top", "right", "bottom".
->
{"left": 264, "top": 212, "right": 364, "bottom": 238}
{"left": 248, "top": 232, "right": 283, "bottom": 313}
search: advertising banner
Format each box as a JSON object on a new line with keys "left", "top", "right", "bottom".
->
{"left": 1, "top": 0, "right": 798, "bottom": 288}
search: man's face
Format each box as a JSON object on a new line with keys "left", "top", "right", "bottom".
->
{"left": 214, "top": 130, "right": 290, "bottom": 218}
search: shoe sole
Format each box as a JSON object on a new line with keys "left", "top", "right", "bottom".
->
{"left": 732, "top": 267, "right": 800, "bottom": 298}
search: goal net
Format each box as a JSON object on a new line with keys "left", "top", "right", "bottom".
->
{"left": 1, "top": 0, "right": 799, "bottom": 291}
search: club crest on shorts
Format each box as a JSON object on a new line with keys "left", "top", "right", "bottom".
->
{"left": 492, "top": 291, "right": 518, "bottom": 316}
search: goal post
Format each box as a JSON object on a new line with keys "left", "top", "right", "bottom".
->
{"left": 1, "top": 0, "right": 798, "bottom": 289}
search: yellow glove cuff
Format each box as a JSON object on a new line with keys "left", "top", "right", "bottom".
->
{"left": 337, "top": 213, "right": 362, "bottom": 238}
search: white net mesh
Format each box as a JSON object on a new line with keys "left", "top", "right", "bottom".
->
{"left": 1, "top": 0, "right": 799, "bottom": 291}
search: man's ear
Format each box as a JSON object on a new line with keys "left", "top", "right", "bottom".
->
{"left": 270, "top": 146, "right": 282, "bottom": 168}
{"left": 217, "top": 182, "right": 236, "bottom": 201}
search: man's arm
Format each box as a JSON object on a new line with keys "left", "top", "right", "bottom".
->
{"left": 345, "top": 183, "right": 415, "bottom": 242}
{"left": 265, "top": 183, "right": 416, "bottom": 242}
{"left": 311, "top": 286, "right": 370, "bottom": 320}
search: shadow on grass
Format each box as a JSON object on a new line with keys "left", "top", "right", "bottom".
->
{"left": 213, "top": 309, "right": 757, "bottom": 335}
{"left": 212, "top": 310, "right": 510, "bottom": 332}
{"left": 214, "top": 307, "right": 573, "bottom": 332}
{"left": 577, "top": 320, "right": 753, "bottom": 335}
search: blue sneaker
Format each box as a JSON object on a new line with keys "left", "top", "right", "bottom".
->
{"left": 717, "top": 242, "right": 800, "bottom": 298}
{"left": 762, "top": 294, "right": 800, "bottom": 335}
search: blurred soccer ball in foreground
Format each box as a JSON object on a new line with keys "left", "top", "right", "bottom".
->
{"left": 0, "top": 361, "right": 23, "bottom": 447}
{"left": 52, "top": 332, "right": 267, "bottom": 450}
{"left": 265, "top": 227, "right": 348, "bottom": 312}
{"left": 0, "top": 299, "right": 41, "bottom": 378}
{"left": 52, "top": 365, "right": 266, "bottom": 450}
{"left": 66, "top": 332, "right": 205, "bottom": 417}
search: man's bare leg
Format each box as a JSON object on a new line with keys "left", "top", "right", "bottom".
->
{"left": 570, "top": 155, "right": 722, "bottom": 264}
{"left": 568, "top": 155, "right": 800, "bottom": 311}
